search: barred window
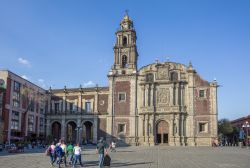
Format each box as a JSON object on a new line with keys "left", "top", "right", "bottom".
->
{"left": 199, "top": 90, "right": 205, "bottom": 98}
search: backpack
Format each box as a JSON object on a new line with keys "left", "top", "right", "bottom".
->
{"left": 54, "top": 145, "right": 62, "bottom": 156}
{"left": 45, "top": 147, "right": 51, "bottom": 156}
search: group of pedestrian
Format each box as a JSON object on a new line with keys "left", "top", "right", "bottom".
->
{"left": 46, "top": 139, "right": 83, "bottom": 168}
{"left": 46, "top": 137, "right": 113, "bottom": 168}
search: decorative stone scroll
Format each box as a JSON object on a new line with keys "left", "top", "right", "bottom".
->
{"left": 157, "top": 88, "right": 170, "bottom": 105}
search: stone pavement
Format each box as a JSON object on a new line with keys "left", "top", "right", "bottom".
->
{"left": 0, "top": 146, "right": 249, "bottom": 168}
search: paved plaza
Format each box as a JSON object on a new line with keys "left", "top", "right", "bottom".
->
{"left": 0, "top": 146, "right": 249, "bottom": 168}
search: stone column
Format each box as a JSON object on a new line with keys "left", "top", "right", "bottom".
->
{"left": 145, "top": 115, "right": 149, "bottom": 144}
{"left": 77, "top": 119, "right": 81, "bottom": 143}
{"left": 181, "top": 115, "right": 186, "bottom": 145}
{"left": 142, "top": 115, "right": 145, "bottom": 142}
{"left": 46, "top": 119, "right": 51, "bottom": 136}
{"left": 175, "top": 116, "right": 181, "bottom": 146}
{"left": 142, "top": 85, "right": 145, "bottom": 107}
{"left": 150, "top": 85, "right": 154, "bottom": 107}
{"left": 169, "top": 115, "right": 175, "bottom": 146}
{"left": 47, "top": 95, "right": 51, "bottom": 114}
{"left": 61, "top": 119, "right": 66, "bottom": 139}
{"left": 94, "top": 91, "right": 98, "bottom": 113}
{"left": 51, "top": 100, "right": 55, "bottom": 114}
{"left": 78, "top": 93, "right": 82, "bottom": 112}
{"left": 181, "top": 84, "right": 185, "bottom": 107}
{"left": 175, "top": 84, "right": 179, "bottom": 106}
{"left": 59, "top": 100, "right": 63, "bottom": 114}
{"left": 180, "top": 114, "right": 184, "bottom": 145}
{"left": 62, "top": 96, "right": 66, "bottom": 112}
{"left": 173, "top": 84, "right": 176, "bottom": 105}
{"left": 145, "top": 85, "right": 149, "bottom": 107}
{"left": 149, "top": 115, "right": 154, "bottom": 146}
{"left": 93, "top": 118, "right": 98, "bottom": 143}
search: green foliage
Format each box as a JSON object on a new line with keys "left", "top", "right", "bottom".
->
{"left": 218, "top": 118, "right": 233, "bottom": 136}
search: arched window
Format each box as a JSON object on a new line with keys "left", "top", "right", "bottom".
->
{"left": 122, "top": 55, "right": 128, "bottom": 68}
{"left": 123, "top": 36, "right": 127, "bottom": 46}
{"left": 170, "top": 72, "right": 178, "bottom": 81}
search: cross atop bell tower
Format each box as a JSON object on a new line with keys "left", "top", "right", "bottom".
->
{"left": 111, "top": 11, "right": 138, "bottom": 75}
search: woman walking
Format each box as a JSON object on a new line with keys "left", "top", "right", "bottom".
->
{"left": 47, "top": 141, "right": 56, "bottom": 167}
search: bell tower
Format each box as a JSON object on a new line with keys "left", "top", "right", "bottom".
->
{"left": 112, "top": 12, "right": 138, "bottom": 75}
{"left": 107, "top": 12, "right": 139, "bottom": 145}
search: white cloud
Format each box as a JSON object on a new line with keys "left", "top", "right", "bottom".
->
{"left": 38, "top": 78, "right": 46, "bottom": 88}
{"left": 83, "top": 81, "right": 95, "bottom": 87}
{"left": 21, "top": 75, "right": 29, "bottom": 80}
{"left": 18, "top": 58, "right": 31, "bottom": 67}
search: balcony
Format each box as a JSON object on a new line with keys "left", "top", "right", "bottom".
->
{"left": 48, "top": 110, "right": 94, "bottom": 115}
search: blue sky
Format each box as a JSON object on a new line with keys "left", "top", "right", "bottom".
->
{"left": 0, "top": 0, "right": 249, "bottom": 120}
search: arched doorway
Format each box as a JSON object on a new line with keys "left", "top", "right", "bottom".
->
{"left": 52, "top": 122, "right": 61, "bottom": 141}
{"left": 82, "top": 121, "right": 93, "bottom": 144}
{"left": 66, "top": 121, "right": 77, "bottom": 143}
{"left": 156, "top": 120, "right": 169, "bottom": 144}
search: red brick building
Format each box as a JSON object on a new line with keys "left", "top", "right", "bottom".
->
{"left": 231, "top": 115, "right": 250, "bottom": 139}
{"left": 0, "top": 70, "right": 47, "bottom": 144}
{"left": 0, "top": 80, "right": 6, "bottom": 143}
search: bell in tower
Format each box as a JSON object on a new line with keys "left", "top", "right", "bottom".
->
{"left": 112, "top": 11, "right": 138, "bottom": 75}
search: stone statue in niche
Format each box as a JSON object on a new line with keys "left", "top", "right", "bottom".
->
{"left": 157, "top": 68, "right": 169, "bottom": 80}
{"left": 157, "top": 88, "right": 170, "bottom": 104}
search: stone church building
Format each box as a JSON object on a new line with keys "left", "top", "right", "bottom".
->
{"left": 46, "top": 14, "right": 218, "bottom": 146}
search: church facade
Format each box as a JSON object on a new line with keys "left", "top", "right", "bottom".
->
{"left": 46, "top": 14, "right": 218, "bottom": 146}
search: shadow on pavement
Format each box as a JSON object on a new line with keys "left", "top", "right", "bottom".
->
{"left": 110, "top": 161, "right": 153, "bottom": 167}
{"left": 83, "top": 160, "right": 153, "bottom": 168}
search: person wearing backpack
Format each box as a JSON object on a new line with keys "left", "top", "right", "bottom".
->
{"left": 54, "top": 144, "right": 63, "bottom": 168}
{"left": 46, "top": 141, "right": 56, "bottom": 167}
{"left": 60, "top": 140, "right": 67, "bottom": 167}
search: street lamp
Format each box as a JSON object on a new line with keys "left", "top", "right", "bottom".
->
{"left": 75, "top": 126, "right": 82, "bottom": 144}
{"left": 242, "top": 121, "right": 250, "bottom": 148}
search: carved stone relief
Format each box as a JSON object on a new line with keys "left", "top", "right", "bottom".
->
{"left": 157, "top": 88, "right": 170, "bottom": 105}
{"left": 157, "top": 68, "right": 169, "bottom": 80}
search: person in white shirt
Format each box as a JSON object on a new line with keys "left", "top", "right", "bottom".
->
{"left": 73, "top": 143, "right": 83, "bottom": 168}
{"left": 59, "top": 140, "right": 67, "bottom": 167}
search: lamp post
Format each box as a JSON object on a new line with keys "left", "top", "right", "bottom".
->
{"left": 242, "top": 121, "right": 250, "bottom": 148}
{"left": 75, "top": 126, "right": 82, "bottom": 144}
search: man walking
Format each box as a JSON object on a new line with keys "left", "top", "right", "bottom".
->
{"left": 96, "top": 137, "right": 108, "bottom": 168}
{"left": 72, "top": 143, "right": 83, "bottom": 168}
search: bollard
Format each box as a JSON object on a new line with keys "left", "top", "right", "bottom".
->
{"left": 239, "top": 142, "right": 242, "bottom": 148}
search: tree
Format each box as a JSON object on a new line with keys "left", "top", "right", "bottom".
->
{"left": 218, "top": 118, "right": 233, "bottom": 136}
{"left": 21, "top": 86, "right": 46, "bottom": 138}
